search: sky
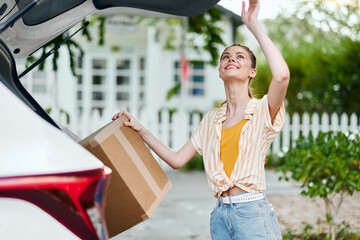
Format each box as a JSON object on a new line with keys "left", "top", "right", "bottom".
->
{"left": 217, "top": 0, "right": 299, "bottom": 53}
{"left": 218, "top": 0, "right": 296, "bottom": 20}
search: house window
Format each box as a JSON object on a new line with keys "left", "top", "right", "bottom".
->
{"left": 139, "top": 92, "right": 144, "bottom": 101}
{"left": 116, "top": 76, "right": 129, "bottom": 85}
{"left": 76, "top": 55, "right": 146, "bottom": 119}
{"left": 31, "top": 70, "right": 47, "bottom": 94}
{"left": 77, "top": 107, "right": 83, "bottom": 117}
{"left": 92, "top": 59, "right": 106, "bottom": 69}
{"left": 76, "top": 55, "right": 83, "bottom": 69}
{"left": 92, "top": 75, "right": 105, "bottom": 85}
{"left": 77, "top": 75, "right": 82, "bottom": 84}
{"left": 174, "top": 61, "right": 206, "bottom": 96}
{"left": 139, "top": 76, "right": 145, "bottom": 86}
{"left": 91, "top": 107, "right": 103, "bottom": 115}
{"left": 140, "top": 57, "right": 145, "bottom": 70}
{"left": 115, "top": 58, "right": 131, "bottom": 109}
{"left": 138, "top": 57, "right": 146, "bottom": 107}
{"left": 77, "top": 91, "right": 82, "bottom": 100}
{"left": 116, "top": 92, "right": 129, "bottom": 101}
{"left": 116, "top": 60, "right": 130, "bottom": 70}
{"left": 192, "top": 88, "right": 204, "bottom": 96}
{"left": 75, "top": 55, "right": 84, "bottom": 117}
{"left": 92, "top": 91, "right": 104, "bottom": 101}
{"left": 193, "top": 75, "right": 204, "bottom": 82}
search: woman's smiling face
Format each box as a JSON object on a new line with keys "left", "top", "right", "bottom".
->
{"left": 219, "top": 45, "right": 256, "bottom": 82}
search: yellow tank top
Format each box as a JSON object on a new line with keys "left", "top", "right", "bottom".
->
{"left": 220, "top": 119, "right": 247, "bottom": 178}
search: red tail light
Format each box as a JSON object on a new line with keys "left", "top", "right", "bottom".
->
{"left": 0, "top": 167, "right": 112, "bottom": 240}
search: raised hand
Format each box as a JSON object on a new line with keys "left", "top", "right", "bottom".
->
{"left": 241, "top": 0, "right": 260, "bottom": 28}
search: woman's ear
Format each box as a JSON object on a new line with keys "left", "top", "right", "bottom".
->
{"left": 250, "top": 68, "right": 257, "bottom": 78}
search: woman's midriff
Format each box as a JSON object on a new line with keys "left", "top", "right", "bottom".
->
{"left": 221, "top": 186, "right": 245, "bottom": 197}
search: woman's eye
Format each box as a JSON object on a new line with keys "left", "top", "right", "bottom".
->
{"left": 237, "top": 55, "right": 244, "bottom": 59}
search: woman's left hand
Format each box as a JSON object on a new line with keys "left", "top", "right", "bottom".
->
{"left": 112, "top": 109, "right": 144, "bottom": 133}
{"left": 241, "top": 0, "right": 260, "bottom": 28}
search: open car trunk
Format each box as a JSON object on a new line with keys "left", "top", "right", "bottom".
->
{"left": 0, "top": 0, "right": 219, "bottom": 129}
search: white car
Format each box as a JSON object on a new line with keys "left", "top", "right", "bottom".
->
{"left": 0, "top": 0, "right": 219, "bottom": 239}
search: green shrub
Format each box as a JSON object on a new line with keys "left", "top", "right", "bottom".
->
{"left": 277, "top": 131, "right": 360, "bottom": 240}
{"left": 265, "top": 151, "right": 286, "bottom": 168}
{"left": 181, "top": 154, "right": 204, "bottom": 171}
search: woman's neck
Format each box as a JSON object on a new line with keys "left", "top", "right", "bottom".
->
{"left": 223, "top": 81, "right": 250, "bottom": 120}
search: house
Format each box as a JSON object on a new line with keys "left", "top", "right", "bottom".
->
{"left": 16, "top": 5, "right": 243, "bottom": 138}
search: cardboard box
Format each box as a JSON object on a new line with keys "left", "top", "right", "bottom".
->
{"left": 79, "top": 116, "right": 172, "bottom": 237}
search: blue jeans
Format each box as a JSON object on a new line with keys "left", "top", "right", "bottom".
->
{"left": 210, "top": 192, "right": 282, "bottom": 240}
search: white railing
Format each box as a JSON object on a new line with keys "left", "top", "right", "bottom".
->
{"left": 54, "top": 109, "right": 360, "bottom": 154}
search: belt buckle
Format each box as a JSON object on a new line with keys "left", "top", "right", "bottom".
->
{"left": 220, "top": 196, "right": 230, "bottom": 204}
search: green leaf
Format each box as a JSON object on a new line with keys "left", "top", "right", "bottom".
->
{"left": 326, "top": 213, "right": 333, "bottom": 224}
{"left": 166, "top": 82, "right": 181, "bottom": 101}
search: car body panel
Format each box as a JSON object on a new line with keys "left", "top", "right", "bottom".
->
{"left": 0, "top": 198, "right": 80, "bottom": 240}
{"left": 0, "top": 81, "right": 104, "bottom": 177}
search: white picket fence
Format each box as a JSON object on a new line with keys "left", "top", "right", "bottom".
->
{"left": 273, "top": 112, "right": 359, "bottom": 153}
{"left": 56, "top": 109, "right": 360, "bottom": 154}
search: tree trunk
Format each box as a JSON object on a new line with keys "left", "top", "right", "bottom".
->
{"left": 323, "top": 197, "right": 335, "bottom": 240}
{"left": 324, "top": 192, "right": 345, "bottom": 240}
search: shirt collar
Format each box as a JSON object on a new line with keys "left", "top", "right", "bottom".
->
{"left": 214, "top": 98, "right": 259, "bottom": 124}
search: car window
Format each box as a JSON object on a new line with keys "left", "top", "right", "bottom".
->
{"left": 18, "top": 0, "right": 86, "bottom": 26}
{"left": 93, "top": 0, "right": 219, "bottom": 16}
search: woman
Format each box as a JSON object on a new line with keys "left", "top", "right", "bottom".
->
{"left": 113, "top": 0, "right": 289, "bottom": 239}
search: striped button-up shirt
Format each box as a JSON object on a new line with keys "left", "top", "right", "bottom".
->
{"left": 191, "top": 95, "right": 285, "bottom": 198}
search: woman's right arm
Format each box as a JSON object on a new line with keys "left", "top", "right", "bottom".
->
{"left": 241, "top": 0, "right": 290, "bottom": 122}
{"left": 112, "top": 110, "right": 198, "bottom": 169}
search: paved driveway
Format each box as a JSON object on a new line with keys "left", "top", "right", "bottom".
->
{"left": 114, "top": 168, "right": 302, "bottom": 240}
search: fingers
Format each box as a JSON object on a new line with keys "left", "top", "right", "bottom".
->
{"left": 112, "top": 110, "right": 142, "bottom": 132}
{"left": 123, "top": 121, "right": 133, "bottom": 127}
{"left": 242, "top": 0, "right": 260, "bottom": 12}
{"left": 112, "top": 110, "right": 123, "bottom": 120}
{"left": 122, "top": 110, "right": 133, "bottom": 120}
{"left": 123, "top": 120, "right": 138, "bottom": 128}
{"left": 241, "top": 0, "right": 260, "bottom": 26}
{"left": 112, "top": 109, "right": 133, "bottom": 120}
{"left": 123, "top": 117, "right": 141, "bottom": 132}
{"left": 249, "top": 0, "right": 260, "bottom": 11}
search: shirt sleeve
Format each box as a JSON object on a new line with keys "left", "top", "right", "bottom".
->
{"left": 190, "top": 113, "right": 207, "bottom": 156}
{"left": 261, "top": 94, "right": 286, "bottom": 133}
